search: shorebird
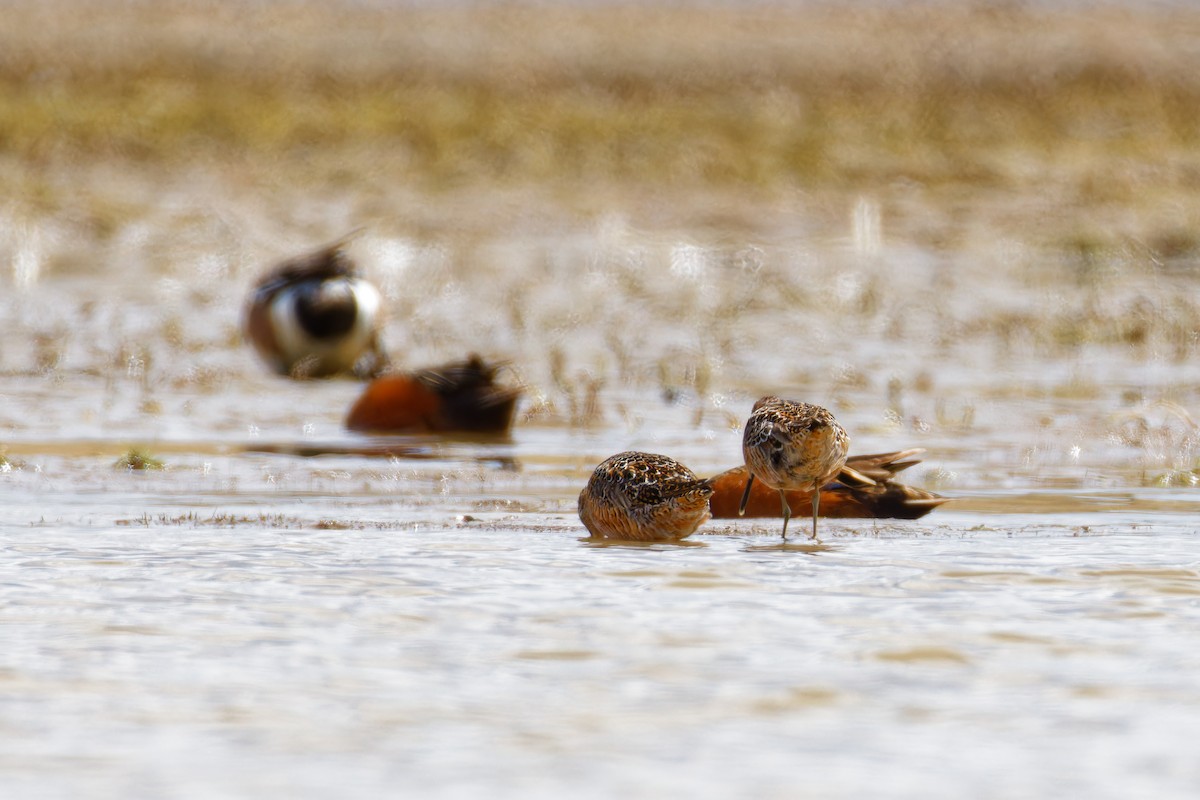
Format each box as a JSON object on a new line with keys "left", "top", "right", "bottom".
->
{"left": 345, "top": 355, "right": 521, "bottom": 435}
{"left": 709, "top": 449, "right": 946, "bottom": 520}
{"left": 740, "top": 396, "right": 857, "bottom": 540}
{"left": 243, "top": 234, "right": 386, "bottom": 379}
{"left": 578, "top": 451, "right": 714, "bottom": 541}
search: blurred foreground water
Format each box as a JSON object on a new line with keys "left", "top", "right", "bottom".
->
{"left": 3, "top": 1, "right": 1200, "bottom": 798}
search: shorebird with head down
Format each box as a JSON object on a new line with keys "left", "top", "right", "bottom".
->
{"left": 578, "top": 451, "right": 713, "bottom": 542}
{"left": 740, "top": 396, "right": 862, "bottom": 540}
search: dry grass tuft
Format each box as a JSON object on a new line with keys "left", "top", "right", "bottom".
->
{"left": 114, "top": 447, "right": 166, "bottom": 471}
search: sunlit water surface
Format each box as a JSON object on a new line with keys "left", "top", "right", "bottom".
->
{"left": 3, "top": 208, "right": 1200, "bottom": 798}
{"left": 1, "top": 496, "right": 1198, "bottom": 799}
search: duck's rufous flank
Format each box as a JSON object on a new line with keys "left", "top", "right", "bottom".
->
{"left": 578, "top": 451, "right": 713, "bottom": 541}
{"left": 243, "top": 235, "right": 386, "bottom": 379}
{"left": 345, "top": 355, "right": 520, "bottom": 435}
{"left": 709, "top": 450, "right": 946, "bottom": 520}
{"left": 740, "top": 396, "right": 853, "bottom": 540}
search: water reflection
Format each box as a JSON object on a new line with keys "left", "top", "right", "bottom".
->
{"left": 741, "top": 540, "right": 838, "bottom": 555}
{"left": 579, "top": 537, "right": 708, "bottom": 550}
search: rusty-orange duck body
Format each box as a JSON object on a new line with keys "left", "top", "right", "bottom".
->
{"left": 345, "top": 355, "right": 520, "bottom": 435}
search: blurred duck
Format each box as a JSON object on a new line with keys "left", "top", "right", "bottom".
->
{"left": 345, "top": 355, "right": 521, "bottom": 435}
{"left": 244, "top": 236, "right": 387, "bottom": 379}
{"left": 709, "top": 449, "right": 947, "bottom": 520}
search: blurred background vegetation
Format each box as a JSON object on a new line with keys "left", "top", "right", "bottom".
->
{"left": 1, "top": 1, "right": 1199, "bottom": 488}
{"left": 4, "top": 0, "right": 1200, "bottom": 251}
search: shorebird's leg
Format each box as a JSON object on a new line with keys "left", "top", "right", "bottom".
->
{"left": 738, "top": 473, "right": 755, "bottom": 517}
{"left": 811, "top": 490, "right": 821, "bottom": 540}
{"left": 779, "top": 489, "right": 791, "bottom": 540}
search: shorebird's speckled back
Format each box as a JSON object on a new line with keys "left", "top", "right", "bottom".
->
{"left": 578, "top": 451, "right": 713, "bottom": 541}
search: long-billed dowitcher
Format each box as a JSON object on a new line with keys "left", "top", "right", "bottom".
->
{"left": 243, "top": 235, "right": 386, "bottom": 379}
{"left": 740, "top": 396, "right": 856, "bottom": 540}
{"left": 345, "top": 355, "right": 521, "bottom": 434}
{"left": 710, "top": 449, "right": 946, "bottom": 520}
{"left": 578, "top": 451, "right": 714, "bottom": 541}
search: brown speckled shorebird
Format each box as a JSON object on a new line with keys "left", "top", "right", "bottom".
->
{"left": 243, "top": 233, "right": 387, "bottom": 379}
{"left": 740, "top": 396, "right": 863, "bottom": 540}
{"left": 578, "top": 451, "right": 714, "bottom": 541}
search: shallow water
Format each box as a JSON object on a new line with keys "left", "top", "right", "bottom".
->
{"left": 1, "top": 500, "right": 1199, "bottom": 798}
{"left": 4, "top": 141, "right": 1200, "bottom": 798}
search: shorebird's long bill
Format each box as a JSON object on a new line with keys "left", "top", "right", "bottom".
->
{"left": 738, "top": 473, "right": 755, "bottom": 517}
